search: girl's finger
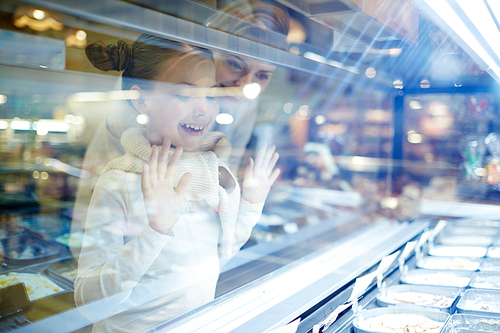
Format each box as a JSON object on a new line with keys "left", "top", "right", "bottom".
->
{"left": 141, "top": 163, "right": 151, "bottom": 196}
{"left": 266, "top": 152, "right": 279, "bottom": 176}
{"left": 166, "top": 146, "right": 183, "bottom": 180}
{"left": 254, "top": 143, "right": 267, "bottom": 170}
{"left": 269, "top": 168, "right": 281, "bottom": 186}
{"left": 262, "top": 145, "right": 276, "bottom": 170}
{"left": 175, "top": 172, "right": 192, "bottom": 197}
{"left": 244, "top": 157, "right": 254, "bottom": 180}
{"left": 149, "top": 145, "right": 159, "bottom": 182}
{"left": 157, "top": 139, "right": 170, "bottom": 180}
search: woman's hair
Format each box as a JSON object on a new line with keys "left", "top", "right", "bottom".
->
{"left": 206, "top": 0, "right": 290, "bottom": 49}
{"left": 85, "top": 35, "right": 214, "bottom": 90}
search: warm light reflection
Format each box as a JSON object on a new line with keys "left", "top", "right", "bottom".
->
{"left": 69, "top": 90, "right": 140, "bottom": 102}
{"left": 389, "top": 48, "right": 402, "bottom": 57}
{"left": 315, "top": 115, "right": 326, "bottom": 125}
{"left": 409, "top": 101, "right": 422, "bottom": 109}
{"left": 265, "top": 108, "right": 276, "bottom": 119}
{"left": 40, "top": 171, "right": 49, "bottom": 180}
{"left": 75, "top": 30, "right": 87, "bottom": 41}
{"left": 136, "top": 114, "right": 149, "bottom": 125}
{"left": 33, "top": 171, "right": 39, "bottom": 179}
{"left": 0, "top": 95, "right": 7, "bottom": 104}
{"left": 32, "top": 9, "right": 45, "bottom": 20}
{"left": 242, "top": 83, "right": 261, "bottom": 99}
{"left": 0, "top": 121, "right": 8, "bottom": 129}
{"left": 13, "top": 15, "right": 63, "bottom": 31}
{"left": 34, "top": 121, "right": 69, "bottom": 135}
{"left": 408, "top": 132, "right": 423, "bottom": 144}
{"left": 10, "top": 120, "right": 31, "bottom": 130}
{"left": 215, "top": 113, "right": 234, "bottom": 125}
{"left": 283, "top": 102, "right": 293, "bottom": 114}
{"left": 365, "top": 68, "right": 376, "bottom": 78}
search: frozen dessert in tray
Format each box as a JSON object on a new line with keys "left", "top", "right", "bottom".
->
{"left": 380, "top": 291, "right": 453, "bottom": 308}
{"left": 418, "top": 257, "right": 481, "bottom": 271}
{"left": 428, "top": 245, "right": 487, "bottom": 258}
{"left": 377, "top": 285, "right": 460, "bottom": 313}
{"left": 358, "top": 313, "right": 443, "bottom": 333}
{"left": 457, "top": 289, "right": 500, "bottom": 316}
{"left": 470, "top": 272, "right": 500, "bottom": 290}
{"left": 401, "top": 269, "right": 472, "bottom": 288}
{"left": 0, "top": 272, "right": 64, "bottom": 301}
{"left": 353, "top": 309, "right": 449, "bottom": 333}
{"left": 441, "top": 313, "right": 500, "bottom": 333}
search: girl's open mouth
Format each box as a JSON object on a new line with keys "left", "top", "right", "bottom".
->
{"left": 180, "top": 124, "right": 205, "bottom": 133}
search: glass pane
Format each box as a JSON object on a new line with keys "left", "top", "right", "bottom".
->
{"left": 1, "top": 0, "right": 497, "bottom": 331}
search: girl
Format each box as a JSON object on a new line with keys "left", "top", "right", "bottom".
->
{"left": 75, "top": 35, "right": 280, "bottom": 332}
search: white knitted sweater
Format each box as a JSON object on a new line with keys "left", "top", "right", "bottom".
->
{"left": 102, "top": 127, "right": 240, "bottom": 258}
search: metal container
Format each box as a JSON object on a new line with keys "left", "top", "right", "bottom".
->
{"left": 457, "top": 289, "right": 500, "bottom": 317}
{"left": 0, "top": 231, "right": 60, "bottom": 268}
{"left": 469, "top": 271, "right": 500, "bottom": 291}
{"left": 417, "top": 256, "right": 481, "bottom": 271}
{"left": 376, "top": 284, "right": 461, "bottom": 313}
{"left": 352, "top": 307, "right": 450, "bottom": 333}
{"left": 0, "top": 270, "right": 69, "bottom": 302}
{"left": 479, "top": 258, "right": 500, "bottom": 272}
{"left": 441, "top": 313, "right": 500, "bottom": 333}
{"left": 45, "top": 256, "right": 77, "bottom": 290}
{"left": 428, "top": 245, "right": 487, "bottom": 258}
{"left": 400, "top": 269, "right": 472, "bottom": 289}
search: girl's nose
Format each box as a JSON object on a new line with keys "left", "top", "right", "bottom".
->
{"left": 192, "top": 99, "right": 210, "bottom": 121}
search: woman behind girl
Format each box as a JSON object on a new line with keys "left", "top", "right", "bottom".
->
{"left": 75, "top": 35, "right": 280, "bottom": 332}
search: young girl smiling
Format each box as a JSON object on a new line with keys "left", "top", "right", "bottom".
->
{"left": 75, "top": 35, "right": 280, "bottom": 332}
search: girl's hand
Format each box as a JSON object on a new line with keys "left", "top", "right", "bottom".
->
{"left": 141, "top": 139, "right": 191, "bottom": 235}
{"left": 242, "top": 143, "right": 280, "bottom": 204}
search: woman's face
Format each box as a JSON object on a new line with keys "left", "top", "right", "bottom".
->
{"left": 138, "top": 57, "right": 218, "bottom": 151}
{"left": 214, "top": 53, "right": 277, "bottom": 101}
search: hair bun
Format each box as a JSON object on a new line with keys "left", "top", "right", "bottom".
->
{"left": 85, "top": 40, "right": 132, "bottom": 72}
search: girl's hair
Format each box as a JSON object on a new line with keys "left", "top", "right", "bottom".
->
{"left": 206, "top": 0, "right": 290, "bottom": 49}
{"left": 85, "top": 35, "right": 214, "bottom": 90}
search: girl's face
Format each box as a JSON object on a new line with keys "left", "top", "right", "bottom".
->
{"left": 136, "top": 57, "right": 218, "bottom": 151}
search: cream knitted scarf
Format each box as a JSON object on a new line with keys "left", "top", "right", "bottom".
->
{"left": 103, "top": 127, "right": 240, "bottom": 258}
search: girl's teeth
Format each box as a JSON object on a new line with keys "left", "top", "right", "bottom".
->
{"left": 182, "top": 124, "right": 204, "bottom": 131}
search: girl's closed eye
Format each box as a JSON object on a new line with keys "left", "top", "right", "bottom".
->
{"left": 176, "top": 94, "right": 191, "bottom": 101}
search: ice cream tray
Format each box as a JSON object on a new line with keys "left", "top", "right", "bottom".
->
{"left": 376, "top": 284, "right": 461, "bottom": 314}
{"left": 0, "top": 231, "right": 60, "bottom": 267}
{"left": 457, "top": 289, "right": 500, "bottom": 318}
{"left": 352, "top": 307, "right": 450, "bottom": 333}
{"left": 400, "top": 269, "right": 473, "bottom": 289}
{"left": 416, "top": 256, "right": 482, "bottom": 271}
{"left": 469, "top": 271, "right": 500, "bottom": 291}
{"left": 441, "top": 313, "right": 500, "bottom": 333}
{"left": 45, "top": 256, "right": 78, "bottom": 290}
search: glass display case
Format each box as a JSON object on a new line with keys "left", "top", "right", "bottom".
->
{"left": 0, "top": 0, "right": 499, "bottom": 332}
